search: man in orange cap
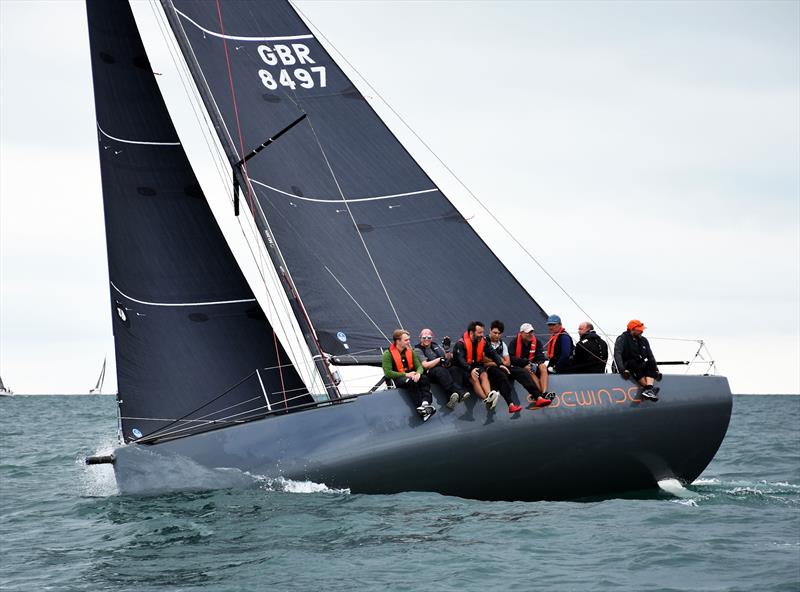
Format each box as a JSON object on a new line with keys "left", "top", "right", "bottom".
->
{"left": 614, "top": 320, "right": 662, "bottom": 401}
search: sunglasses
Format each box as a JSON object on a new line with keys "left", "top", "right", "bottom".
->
{"left": 421, "top": 336, "right": 433, "bottom": 340}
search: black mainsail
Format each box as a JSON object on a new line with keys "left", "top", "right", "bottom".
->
{"left": 155, "top": 0, "right": 550, "bottom": 357}
{"left": 87, "top": 0, "right": 310, "bottom": 443}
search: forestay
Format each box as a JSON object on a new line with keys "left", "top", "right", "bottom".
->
{"left": 160, "top": 0, "right": 550, "bottom": 357}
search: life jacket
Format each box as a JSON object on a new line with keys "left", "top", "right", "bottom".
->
{"left": 514, "top": 333, "right": 538, "bottom": 362}
{"left": 547, "top": 327, "right": 566, "bottom": 359}
{"left": 463, "top": 332, "right": 485, "bottom": 365}
{"left": 389, "top": 344, "right": 414, "bottom": 373}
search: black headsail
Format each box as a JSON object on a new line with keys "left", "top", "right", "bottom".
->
{"left": 87, "top": 0, "right": 310, "bottom": 443}
{"left": 157, "top": 0, "right": 550, "bottom": 358}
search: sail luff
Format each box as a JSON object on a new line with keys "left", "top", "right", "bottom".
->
{"left": 128, "top": 0, "right": 336, "bottom": 398}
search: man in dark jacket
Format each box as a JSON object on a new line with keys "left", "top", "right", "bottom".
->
{"left": 483, "top": 320, "right": 523, "bottom": 414}
{"left": 614, "top": 319, "right": 661, "bottom": 401}
{"left": 452, "top": 321, "right": 504, "bottom": 410}
{"left": 507, "top": 323, "right": 555, "bottom": 407}
{"left": 567, "top": 322, "right": 608, "bottom": 374}
{"left": 414, "top": 328, "right": 468, "bottom": 410}
{"left": 545, "top": 314, "right": 574, "bottom": 373}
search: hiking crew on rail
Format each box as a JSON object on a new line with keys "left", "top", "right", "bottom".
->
{"left": 384, "top": 316, "right": 663, "bottom": 421}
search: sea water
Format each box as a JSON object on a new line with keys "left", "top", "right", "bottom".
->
{"left": 1, "top": 395, "right": 798, "bottom": 591}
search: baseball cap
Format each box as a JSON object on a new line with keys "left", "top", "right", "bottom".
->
{"left": 546, "top": 314, "right": 561, "bottom": 325}
{"left": 519, "top": 323, "right": 535, "bottom": 333}
{"left": 627, "top": 319, "right": 646, "bottom": 332}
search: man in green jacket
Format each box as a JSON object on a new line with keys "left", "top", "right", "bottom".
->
{"left": 383, "top": 329, "right": 436, "bottom": 421}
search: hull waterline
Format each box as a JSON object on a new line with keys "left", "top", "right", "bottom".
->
{"left": 111, "top": 374, "right": 732, "bottom": 501}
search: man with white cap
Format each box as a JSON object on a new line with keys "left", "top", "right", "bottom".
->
{"left": 614, "top": 319, "right": 661, "bottom": 401}
{"left": 508, "top": 322, "right": 555, "bottom": 407}
{"left": 545, "top": 314, "right": 574, "bottom": 374}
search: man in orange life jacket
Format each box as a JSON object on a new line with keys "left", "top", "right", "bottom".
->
{"left": 614, "top": 319, "right": 661, "bottom": 401}
{"left": 452, "top": 321, "right": 502, "bottom": 410}
{"left": 508, "top": 323, "right": 555, "bottom": 407}
{"left": 545, "top": 314, "right": 574, "bottom": 374}
{"left": 484, "top": 320, "right": 523, "bottom": 414}
{"left": 382, "top": 329, "right": 436, "bottom": 421}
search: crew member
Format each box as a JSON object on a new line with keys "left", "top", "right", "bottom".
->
{"left": 546, "top": 314, "right": 574, "bottom": 374}
{"left": 567, "top": 322, "right": 608, "bottom": 374}
{"left": 614, "top": 320, "right": 661, "bottom": 401}
{"left": 382, "top": 329, "right": 437, "bottom": 420}
{"left": 453, "top": 321, "right": 503, "bottom": 410}
{"left": 484, "top": 320, "right": 522, "bottom": 414}
{"left": 414, "top": 328, "right": 468, "bottom": 410}
{"left": 508, "top": 323, "right": 555, "bottom": 407}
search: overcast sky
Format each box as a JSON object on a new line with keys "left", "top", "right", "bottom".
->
{"left": 1, "top": 0, "right": 798, "bottom": 394}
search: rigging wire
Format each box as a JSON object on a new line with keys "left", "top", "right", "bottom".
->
{"left": 302, "top": 114, "right": 404, "bottom": 331}
{"left": 289, "top": 1, "right": 609, "bottom": 344}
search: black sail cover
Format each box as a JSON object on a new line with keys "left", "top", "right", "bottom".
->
{"left": 87, "top": 0, "right": 310, "bottom": 443}
{"left": 164, "top": 0, "right": 550, "bottom": 356}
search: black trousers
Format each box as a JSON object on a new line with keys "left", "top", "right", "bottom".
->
{"left": 485, "top": 366, "right": 515, "bottom": 405}
{"left": 631, "top": 358, "right": 658, "bottom": 381}
{"left": 395, "top": 374, "right": 433, "bottom": 407}
{"left": 426, "top": 365, "right": 467, "bottom": 396}
{"left": 508, "top": 365, "right": 542, "bottom": 395}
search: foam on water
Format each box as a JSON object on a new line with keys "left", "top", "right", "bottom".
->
{"left": 84, "top": 443, "right": 350, "bottom": 497}
{"left": 658, "top": 478, "right": 699, "bottom": 499}
{"left": 252, "top": 474, "right": 351, "bottom": 495}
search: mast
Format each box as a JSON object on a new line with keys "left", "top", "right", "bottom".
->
{"left": 138, "top": 0, "right": 340, "bottom": 399}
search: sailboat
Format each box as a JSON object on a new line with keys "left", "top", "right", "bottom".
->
{"left": 0, "top": 376, "right": 12, "bottom": 397}
{"left": 89, "top": 357, "right": 107, "bottom": 394}
{"left": 84, "top": 0, "right": 732, "bottom": 500}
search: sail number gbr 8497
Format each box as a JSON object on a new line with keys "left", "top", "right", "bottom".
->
{"left": 256, "top": 43, "right": 326, "bottom": 90}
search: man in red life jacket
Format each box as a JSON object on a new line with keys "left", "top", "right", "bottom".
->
{"left": 484, "top": 320, "right": 523, "bottom": 414}
{"left": 382, "top": 329, "right": 436, "bottom": 421}
{"left": 508, "top": 323, "right": 555, "bottom": 407}
{"left": 452, "top": 321, "right": 503, "bottom": 410}
{"left": 545, "top": 314, "right": 574, "bottom": 374}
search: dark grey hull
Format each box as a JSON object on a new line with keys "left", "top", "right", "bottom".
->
{"left": 112, "top": 374, "right": 732, "bottom": 501}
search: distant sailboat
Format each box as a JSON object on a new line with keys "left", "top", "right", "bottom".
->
{"left": 84, "top": 0, "right": 732, "bottom": 500}
{"left": 89, "top": 357, "right": 107, "bottom": 394}
{"left": 0, "top": 376, "right": 13, "bottom": 397}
